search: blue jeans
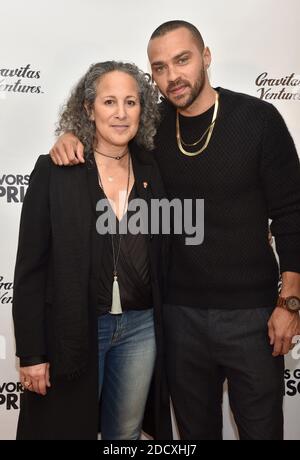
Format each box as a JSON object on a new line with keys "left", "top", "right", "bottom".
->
{"left": 98, "top": 309, "right": 156, "bottom": 440}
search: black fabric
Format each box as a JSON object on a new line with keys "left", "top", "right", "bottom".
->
{"left": 154, "top": 87, "right": 300, "bottom": 309}
{"left": 13, "top": 149, "right": 172, "bottom": 440}
{"left": 88, "top": 169, "right": 152, "bottom": 315}
{"left": 19, "top": 356, "right": 47, "bottom": 367}
{"left": 13, "top": 155, "right": 91, "bottom": 379}
{"left": 163, "top": 303, "right": 284, "bottom": 440}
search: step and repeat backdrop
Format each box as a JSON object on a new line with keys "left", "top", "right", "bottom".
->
{"left": 0, "top": 0, "right": 299, "bottom": 440}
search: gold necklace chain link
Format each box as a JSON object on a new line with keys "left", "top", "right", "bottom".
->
{"left": 176, "top": 92, "right": 220, "bottom": 157}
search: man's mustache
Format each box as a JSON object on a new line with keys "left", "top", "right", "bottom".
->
{"left": 167, "top": 79, "right": 190, "bottom": 93}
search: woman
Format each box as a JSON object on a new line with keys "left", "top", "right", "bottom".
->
{"left": 13, "top": 61, "right": 171, "bottom": 440}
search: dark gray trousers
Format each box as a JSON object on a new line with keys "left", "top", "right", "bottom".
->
{"left": 163, "top": 305, "right": 284, "bottom": 440}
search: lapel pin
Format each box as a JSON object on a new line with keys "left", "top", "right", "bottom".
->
{"left": 143, "top": 181, "right": 148, "bottom": 189}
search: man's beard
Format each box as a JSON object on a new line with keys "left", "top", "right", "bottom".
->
{"left": 165, "top": 66, "right": 205, "bottom": 110}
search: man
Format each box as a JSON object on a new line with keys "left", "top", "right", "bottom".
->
{"left": 50, "top": 21, "right": 300, "bottom": 440}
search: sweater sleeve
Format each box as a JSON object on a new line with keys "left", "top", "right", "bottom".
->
{"left": 260, "top": 103, "right": 300, "bottom": 274}
{"left": 12, "top": 155, "right": 51, "bottom": 358}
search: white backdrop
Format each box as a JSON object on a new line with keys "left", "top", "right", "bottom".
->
{"left": 0, "top": 0, "right": 299, "bottom": 440}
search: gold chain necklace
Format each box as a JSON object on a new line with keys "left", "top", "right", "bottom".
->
{"left": 176, "top": 92, "right": 219, "bottom": 157}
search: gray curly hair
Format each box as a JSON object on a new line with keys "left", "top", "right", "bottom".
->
{"left": 56, "top": 61, "right": 160, "bottom": 151}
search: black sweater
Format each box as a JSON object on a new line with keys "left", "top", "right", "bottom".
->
{"left": 153, "top": 87, "right": 300, "bottom": 309}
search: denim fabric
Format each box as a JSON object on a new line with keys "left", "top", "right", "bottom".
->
{"left": 98, "top": 309, "right": 156, "bottom": 440}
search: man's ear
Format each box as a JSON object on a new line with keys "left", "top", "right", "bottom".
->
{"left": 203, "top": 46, "right": 212, "bottom": 70}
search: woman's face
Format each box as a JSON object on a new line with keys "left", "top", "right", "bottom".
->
{"left": 90, "top": 70, "right": 141, "bottom": 151}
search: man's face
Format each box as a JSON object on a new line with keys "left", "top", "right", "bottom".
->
{"left": 147, "top": 27, "right": 210, "bottom": 110}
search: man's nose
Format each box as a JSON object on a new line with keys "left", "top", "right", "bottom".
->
{"left": 167, "top": 65, "right": 179, "bottom": 83}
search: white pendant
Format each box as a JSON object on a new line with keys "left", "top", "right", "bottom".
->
{"left": 109, "top": 275, "right": 122, "bottom": 314}
{"left": 108, "top": 176, "right": 113, "bottom": 182}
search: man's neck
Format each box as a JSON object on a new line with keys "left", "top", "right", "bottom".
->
{"left": 178, "top": 82, "right": 217, "bottom": 117}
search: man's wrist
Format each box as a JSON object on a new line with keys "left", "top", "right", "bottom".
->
{"left": 276, "top": 295, "right": 300, "bottom": 313}
{"left": 280, "top": 271, "right": 300, "bottom": 298}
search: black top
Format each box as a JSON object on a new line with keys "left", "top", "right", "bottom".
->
{"left": 154, "top": 87, "right": 300, "bottom": 309}
{"left": 18, "top": 150, "right": 161, "bottom": 368}
{"left": 94, "top": 183, "right": 152, "bottom": 315}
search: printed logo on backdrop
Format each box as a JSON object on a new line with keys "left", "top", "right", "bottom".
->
{"left": 0, "top": 64, "right": 44, "bottom": 99}
{"left": 0, "top": 336, "right": 23, "bottom": 411}
{"left": 0, "top": 174, "right": 29, "bottom": 203}
{"left": 255, "top": 72, "right": 300, "bottom": 101}
{"left": 283, "top": 333, "right": 300, "bottom": 398}
{"left": 0, "top": 380, "right": 23, "bottom": 411}
{"left": 285, "top": 335, "right": 300, "bottom": 397}
{"left": 0, "top": 276, "right": 13, "bottom": 306}
{"left": 285, "top": 368, "right": 300, "bottom": 397}
{"left": 0, "top": 335, "right": 5, "bottom": 360}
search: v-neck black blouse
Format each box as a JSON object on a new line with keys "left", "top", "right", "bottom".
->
{"left": 90, "top": 164, "right": 152, "bottom": 316}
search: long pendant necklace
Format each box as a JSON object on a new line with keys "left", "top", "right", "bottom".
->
{"left": 176, "top": 92, "right": 220, "bottom": 157}
{"left": 96, "top": 153, "right": 131, "bottom": 314}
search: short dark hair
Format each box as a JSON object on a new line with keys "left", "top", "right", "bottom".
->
{"left": 149, "top": 20, "right": 205, "bottom": 52}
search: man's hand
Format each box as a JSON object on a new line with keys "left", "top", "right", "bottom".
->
{"left": 50, "top": 133, "right": 85, "bottom": 166}
{"left": 268, "top": 307, "right": 300, "bottom": 356}
{"left": 20, "top": 363, "right": 51, "bottom": 396}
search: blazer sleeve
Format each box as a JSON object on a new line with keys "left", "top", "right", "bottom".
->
{"left": 13, "top": 154, "right": 51, "bottom": 359}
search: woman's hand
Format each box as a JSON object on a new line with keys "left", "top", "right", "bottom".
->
{"left": 20, "top": 363, "right": 51, "bottom": 396}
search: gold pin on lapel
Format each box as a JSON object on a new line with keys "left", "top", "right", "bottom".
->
{"left": 143, "top": 181, "right": 148, "bottom": 189}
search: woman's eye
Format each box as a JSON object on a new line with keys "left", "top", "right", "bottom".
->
{"left": 127, "top": 100, "right": 136, "bottom": 106}
{"left": 104, "top": 100, "right": 114, "bottom": 105}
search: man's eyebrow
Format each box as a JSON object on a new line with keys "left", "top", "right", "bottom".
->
{"left": 151, "top": 60, "right": 165, "bottom": 67}
{"left": 172, "top": 50, "right": 192, "bottom": 60}
{"left": 151, "top": 50, "right": 192, "bottom": 67}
